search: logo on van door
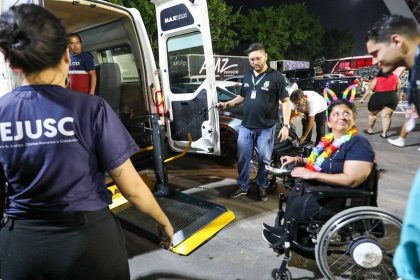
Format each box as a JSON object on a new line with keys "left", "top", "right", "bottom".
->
{"left": 161, "top": 4, "right": 194, "bottom": 31}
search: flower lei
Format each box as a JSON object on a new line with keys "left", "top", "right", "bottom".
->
{"left": 305, "top": 127, "right": 358, "bottom": 172}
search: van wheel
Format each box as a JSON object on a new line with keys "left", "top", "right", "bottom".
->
{"left": 214, "top": 130, "right": 237, "bottom": 166}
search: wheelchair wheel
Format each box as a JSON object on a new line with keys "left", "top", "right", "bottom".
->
{"left": 315, "top": 206, "right": 402, "bottom": 280}
{"left": 272, "top": 268, "right": 292, "bottom": 280}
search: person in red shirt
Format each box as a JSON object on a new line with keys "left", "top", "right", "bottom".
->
{"left": 360, "top": 70, "right": 401, "bottom": 138}
{"left": 68, "top": 33, "right": 96, "bottom": 95}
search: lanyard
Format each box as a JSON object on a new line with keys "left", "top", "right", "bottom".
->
{"left": 408, "top": 44, "right": 420, "bottom": 106}
{"left": 252, "top": 73, "right": 267, "bottom": 90}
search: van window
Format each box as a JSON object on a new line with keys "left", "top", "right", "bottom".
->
{"left": 167, "top": 32, "right": 206, "bottom": 94}
{"left": 99, "top": 46, "right": 139, "bottom": 83}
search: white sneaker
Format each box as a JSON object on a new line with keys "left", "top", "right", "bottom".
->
{"left": 388, "top": 137, "right": 405, "bottom": 147}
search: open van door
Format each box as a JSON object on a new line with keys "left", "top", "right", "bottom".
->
{"left": 152, "top": 0, "right": 220, "bottom": 156}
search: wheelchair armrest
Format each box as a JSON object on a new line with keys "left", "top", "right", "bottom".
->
{"left": 304, "top": 185, "right": 371, "bottom": 197}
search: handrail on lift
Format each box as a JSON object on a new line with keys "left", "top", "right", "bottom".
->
{"left": 164, "top": 133, "right": 192, "bottom": 164}
{"left": 137, "top": 132, "right": 193, "bottom": 163}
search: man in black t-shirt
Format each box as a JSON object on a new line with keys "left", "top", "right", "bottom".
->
{"left": 218, "top": 43, "right": 291, "bottom": 201}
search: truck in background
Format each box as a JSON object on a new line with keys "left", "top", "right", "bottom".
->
{"left": 269, "top": 60, "right": 310, "bottom": 72}
{"left": 169, "top": 54, "right": 250, "bottom": 82}
{"left": 331, "top": 55, "right": 373, "bottom": 75}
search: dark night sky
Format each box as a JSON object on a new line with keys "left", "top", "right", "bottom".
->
{"left": 224, "top": 0, "right": 390, "bottom": 56}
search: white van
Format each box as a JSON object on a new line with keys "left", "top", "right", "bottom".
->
{"left": 0, "top": 0, "right": 220, "bottom": 158}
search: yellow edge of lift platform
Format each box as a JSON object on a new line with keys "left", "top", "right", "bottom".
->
{"left": 107, "top": 179, "right": 236, "bottom": 256}
{"left": 171, "top": 209, "right": 235, "bottom": 255}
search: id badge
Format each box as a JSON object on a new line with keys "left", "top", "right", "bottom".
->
{"left": 250, "top": 90, "right": 256, "bottom": 99}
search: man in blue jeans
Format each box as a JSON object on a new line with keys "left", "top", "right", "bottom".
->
{"left": 218, "top": 43, "right": 291, "bottom": 201}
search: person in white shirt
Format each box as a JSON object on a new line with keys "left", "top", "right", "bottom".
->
{"left": 290, "top": 89, "right": 328, "bottom": 144}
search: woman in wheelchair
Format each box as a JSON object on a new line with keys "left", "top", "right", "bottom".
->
{"left": 262, "top": 98, "right": 402, "bottom": 280}
{"left": 262, "top": 99, "right": 375, "bottom": 247}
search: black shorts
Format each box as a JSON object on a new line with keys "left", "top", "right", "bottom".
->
{"left": 368, "top": 91, "right": 399, "bottom": 112}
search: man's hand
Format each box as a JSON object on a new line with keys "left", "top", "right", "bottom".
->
{"left": 299, "top": 136, "right": 306, "bottom": 143}
{"left": 216, "top": 102, "right": 228, "bottom": 110}
{"left": 277, "top": 126, "right": 289, "bottom": 142}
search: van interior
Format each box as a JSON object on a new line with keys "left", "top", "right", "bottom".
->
{"left": 45, "top": 0, "right": 154, "bottom": 165}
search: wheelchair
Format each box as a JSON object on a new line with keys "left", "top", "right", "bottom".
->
{"left": 249, "top": 124, "right": 313, "bottom": 184}
{"left": 264, "top": 163, "right": 402, "bottom": 280}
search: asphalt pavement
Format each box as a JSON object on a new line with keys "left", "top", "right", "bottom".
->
{"left": 126, "top": 98, "right": 419, "bottom": 280}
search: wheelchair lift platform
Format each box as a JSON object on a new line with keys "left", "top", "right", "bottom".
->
{"left": 108, "top": 180, "right": 235, "bottom": 256}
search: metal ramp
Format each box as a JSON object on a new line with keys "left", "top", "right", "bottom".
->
{"left": 107, "top": 114, "right": 235, "bottom": 255}
{"left": 111, "top": 191, "right": 234, "bottom": 255}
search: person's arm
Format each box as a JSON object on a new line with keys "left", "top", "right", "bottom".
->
{"left": 109, "top": 159, "right": 174, "bottom": 249}
{"left": 218, "top": 95, "right": 244, "bottom": 109}
{"left": 88, "top": 70, "right": 97, "bottom": 95}
{"left": 300, "top": 115, "right": 315, "bottom": 143}
{"left": 291, "top": 160, "right": 373, "bottom": 188}
{"left": 278, "top": 97, "right": 291, "bottom": 141}
{"left": 360, "top": 78, "right": 377, "bottom": 103}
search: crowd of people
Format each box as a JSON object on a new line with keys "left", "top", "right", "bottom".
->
{"left": 0, "top": 3, "right": 419, "bottom": 280}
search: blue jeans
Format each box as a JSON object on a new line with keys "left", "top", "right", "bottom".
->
{"left": 237, "top": 125, "right": 276, "bottom": 191}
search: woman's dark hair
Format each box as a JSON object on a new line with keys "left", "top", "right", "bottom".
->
{"left": 327, "top": 99, "right": 356, "bottom": 117}
{"left": 0, "top": 4, "right": 67, "bottom": 74}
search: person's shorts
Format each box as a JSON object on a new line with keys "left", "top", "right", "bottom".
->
{"left": 368, "top": 91, "right": 399, "bottom": 112}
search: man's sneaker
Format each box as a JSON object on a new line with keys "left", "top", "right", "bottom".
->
{"left": 262, "top": 223, "right": 285, "bottom": 238}
{"left": 258, "top": 188, "right": 268, "bottom": 201}
{"left": 229, "top": 187, "right": 247, "bottom": 198}
{"left": 388, "top": 137, "right": 405, "bottom": 147}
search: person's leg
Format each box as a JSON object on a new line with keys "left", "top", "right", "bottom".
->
{"left": 0, "top": 219, "right": 87, "bottom": 280}
{"left": 366, "top": 111, "right": 379, "bottom": 133}
{"left": 388, "top": 121, "right": 408, "bottom": 147}
{"left": 301, "top": 115, "right": 313, "bottom": 142}
{"left": 366, "top": 93, "right": 381, "bottom": 133}
{"left": 236, "top": 126, "right": 255, "bottom": 192}
{"left": 70, "top": 211, "right": 130, "bottom": 280}
{"left": 314, "top": 111, "right": 327, "bottom": 145}
{"left": 255, "top": 125, "right": 276, "bottom": 189}
{"left": 380, "top": 107, "right": 394, "bottom": 137}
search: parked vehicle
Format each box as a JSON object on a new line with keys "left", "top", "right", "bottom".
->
{"left": 169, "top": 54, "right": 251, "bottom": 82}
{"left": 313, "top": 74, "right": 362, "bottom": 98}
{"left": 283, "top": 68, "right": 315, "bottom": 90}
{"left": 331, "top": 55, "right": 373, "bottom": 76}
{"left": 269, "top": 60, "right": 310, "bottom": 72}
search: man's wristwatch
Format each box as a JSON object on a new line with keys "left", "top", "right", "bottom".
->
{"left": 283, "top": 124, "right": 290, "bottom": 129}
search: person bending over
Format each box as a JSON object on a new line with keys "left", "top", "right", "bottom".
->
{"left": 290, "top": 89, "right": 328, "bottom": 145}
